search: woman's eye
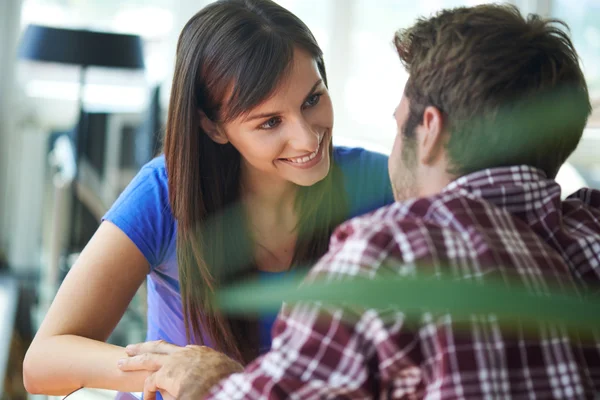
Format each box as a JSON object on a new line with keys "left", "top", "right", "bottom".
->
{"left": 259, "top": 117, "right": 281, "bottom": 130}
{"left": 303, "top": 93, "right": 322, "bottom": 109}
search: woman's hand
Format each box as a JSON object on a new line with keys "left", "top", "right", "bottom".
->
{"left": 118, "top": 340, "right": 244, "bottom": 399}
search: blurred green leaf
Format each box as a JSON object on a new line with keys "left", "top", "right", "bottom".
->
{"left": 217, "top": 273, "right": 600, "bottom": 333}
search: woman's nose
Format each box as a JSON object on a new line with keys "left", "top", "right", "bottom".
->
{"left": 288, "top": 119, "right": 319, "bottom": 152}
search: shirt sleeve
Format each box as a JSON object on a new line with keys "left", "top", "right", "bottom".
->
{"left": 102, "top": 157, "right": 175, "bottom": 269}
{"left": 203, "top": 216, "right": 401, "bottom": 399}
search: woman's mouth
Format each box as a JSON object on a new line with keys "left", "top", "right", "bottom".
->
{"left": 278, "top": 134, "right": 326, "bottom": 168}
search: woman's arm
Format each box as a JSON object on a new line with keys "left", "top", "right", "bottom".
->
{"left": 23, "top": 221, "right": 151, "bottom": 395}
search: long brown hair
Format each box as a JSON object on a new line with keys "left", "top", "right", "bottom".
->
{"left": 164, "top": 0, "right": 347, "bottom": 363}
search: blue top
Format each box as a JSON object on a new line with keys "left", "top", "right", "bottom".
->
{"left": 103, "top": 147, "right": 394, "bottom": 352}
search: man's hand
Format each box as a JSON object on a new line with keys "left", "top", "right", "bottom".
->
{"left": 118, "top": 341, "right": 243, "bottom": 399}
{"left": 143, "top": 345, "right": 243, "bottom": 400}
{"left": 117, "top": 340, "right": 183, "bottom": 373}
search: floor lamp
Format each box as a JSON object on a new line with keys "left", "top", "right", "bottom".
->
{"left": 17, "top": 24, "right": 145, "bottom": 306}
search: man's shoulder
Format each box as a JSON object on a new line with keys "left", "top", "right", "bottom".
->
{"left": 307, "top": 198, "right": 444, "bottom": 280}
{"left": 331, "top": 189, "right": 475, "bottom": 236}
{"left": 566, "top": 187, "right": 600, "bottom": 211}
{"left": 331, "top": 200, "right": 419, "bottom": 243}
{"left": 309, "top": 190, "right": 506, "bottom": 281}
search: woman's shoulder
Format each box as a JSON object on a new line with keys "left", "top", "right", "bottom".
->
{"left": 332, "top": 146, "right": 394, "bottom": 217}
{"left": 333, "top": 146, "right": 389, "bottom": 170}
{"left": 142, "top": 154, "right": 167, "bottom": 176}
{"left": 115, "top": 154, "right": 169, "bottom": 202}
{"left": 102, "top": 154, "right": 175, "bottom": 268}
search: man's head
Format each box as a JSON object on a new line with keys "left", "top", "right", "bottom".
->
{"left": 389, "top": 4, "right": 591, "bottom": 201}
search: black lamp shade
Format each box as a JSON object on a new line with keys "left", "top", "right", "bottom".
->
{"left": 18, "top": 24, "right": 145, "bottom": 70}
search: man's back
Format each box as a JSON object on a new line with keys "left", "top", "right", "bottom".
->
{"left": 304, "top": 165, "right": 600, "bottom": 398}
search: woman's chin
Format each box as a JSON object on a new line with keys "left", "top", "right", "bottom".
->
{"left": 289, "top": 156, "right": 330, "bottom": 187}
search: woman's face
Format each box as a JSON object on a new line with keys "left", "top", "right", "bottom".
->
{"left": 217, "top": 48, "right": 333, "bottom": 187}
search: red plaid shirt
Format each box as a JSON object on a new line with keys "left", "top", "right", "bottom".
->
{"left": 206, "top": 165, "right": 600, "bottom": 399}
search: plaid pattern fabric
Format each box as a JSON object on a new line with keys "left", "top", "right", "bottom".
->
{"left": 206, "top": 165, "right": 600, "bottom": 399}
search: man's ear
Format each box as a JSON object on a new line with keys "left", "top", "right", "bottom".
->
{"left": 417, "top": 106, "right": 445, "bottom": 165}
{"left": 199, "top": 111, "right": 228, "bottom": 144}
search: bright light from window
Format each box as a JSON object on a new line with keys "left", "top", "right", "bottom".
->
{"left": 111, "top": 6, "right": 173, "bottom": 38}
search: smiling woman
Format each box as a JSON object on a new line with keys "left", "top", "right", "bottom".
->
{"left": 23, "top": 0, "right": 394, "bottom": 397}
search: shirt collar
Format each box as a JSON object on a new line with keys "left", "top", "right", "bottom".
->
{"left": 441, "top": 165, "right": 562, "bottom": 213}
{"left": 443, "top": 165, "right": 548, "bottom": 193}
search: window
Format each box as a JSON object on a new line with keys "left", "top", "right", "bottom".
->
{"left": 21, "top": 0, "right": 173, "bottom": 36}
{"left": 552, "top": 0, "right": 600, "bottom": 94}
{"left": 19, "top": 0, "right": 174, "bottom": 113}
{"left": 19, "top": 0, "right": 597, "bottom": 135}
{"left": 275, "top": 0, "right": 334, "bottom": 59}
{"left": 552, "top": 0, "right": 600, "bottom": 127}
{"left": 334, "top": 0, "right": 514, "bottom": 149}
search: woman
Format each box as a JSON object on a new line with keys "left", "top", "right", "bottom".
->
{"left": 23, "top": 0, "right": 394, "bottom": 395}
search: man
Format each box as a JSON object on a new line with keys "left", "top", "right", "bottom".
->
{"left": 122, "top": 4, "right": 600, "bottom": 398}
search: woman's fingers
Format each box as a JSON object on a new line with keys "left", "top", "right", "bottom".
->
{"left": 118, "top": 353, "right": 167, "bottom": 372}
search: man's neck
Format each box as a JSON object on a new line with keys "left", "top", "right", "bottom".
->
{"left": 417, "top": 163, "right": 455, "bottom": 198}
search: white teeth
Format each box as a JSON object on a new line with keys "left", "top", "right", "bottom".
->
{"left": 286, "top": 142, "right": 320, "bottom": 164}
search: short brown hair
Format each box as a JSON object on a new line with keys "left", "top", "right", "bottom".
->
{"left": 394, "top": 4, "right": 591, "bottom": 178}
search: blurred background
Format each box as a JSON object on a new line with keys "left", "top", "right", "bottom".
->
{"left": 0, "top": 0, "right": 598, "bottom": 398}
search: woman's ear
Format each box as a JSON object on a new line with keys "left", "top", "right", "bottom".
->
{"left": 199, "top": 111, "right": 228, "bottom": 144}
